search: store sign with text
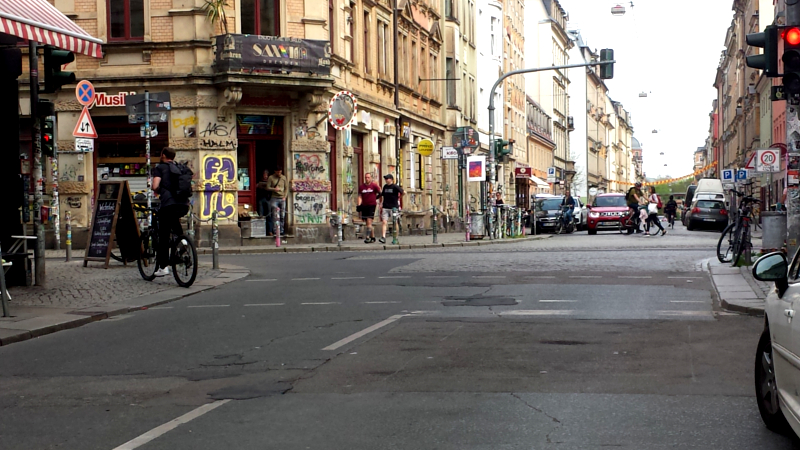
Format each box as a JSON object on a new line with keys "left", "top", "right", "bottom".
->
{"left": 92, "top": 91, "right": 136, "bottom": 108}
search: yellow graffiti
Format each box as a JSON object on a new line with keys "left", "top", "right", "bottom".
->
{"left": 201, "top": 154, "right": 237, "bottom": 220}
{"left": 172, "top": 116, "right": 198, "bottom": 129}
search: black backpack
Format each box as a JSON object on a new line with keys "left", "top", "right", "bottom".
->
{"left": 169, "top": 162, "right": 193, "bottom": 202}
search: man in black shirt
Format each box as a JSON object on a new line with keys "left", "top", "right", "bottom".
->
{"left": 151, "top": 147, "right": 190, "bottom": 277}
{"left": 377, "top": 174, "right": 404, "bottom": 244}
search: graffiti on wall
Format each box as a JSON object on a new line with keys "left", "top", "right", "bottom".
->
{"left": 292, "top": 152, "right": 331, "bottom": 192}
{"left": 294, "top": 192, "right": 329, "bottom": 224}
{"left": 201, "top": 155, "right": 237, "bottom": 220}
{"left": 199, "top": 121, "right": 237, "bottom": 149}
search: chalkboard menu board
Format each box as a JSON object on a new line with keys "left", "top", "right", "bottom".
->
{"left": 84, "top": 181, "right": 141, "bottom": 268}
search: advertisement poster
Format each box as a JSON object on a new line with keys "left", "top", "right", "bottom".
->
{"left": 467, "top": 155, "right": 486, "bottom": 182}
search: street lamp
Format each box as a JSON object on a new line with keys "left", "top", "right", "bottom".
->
{"left": 611, "top": 4, "right": 626, "bottom": 16}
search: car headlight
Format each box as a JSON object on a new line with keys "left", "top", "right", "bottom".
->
{"left": 589, "top": 212, "right": 599, "bottom": 218}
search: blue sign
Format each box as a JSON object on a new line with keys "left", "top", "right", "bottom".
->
{"left": 736, "top": 169, "right": 747, "bottom": 181}
{"left": 722, "top": 169, "right": 733, "bottom": 181}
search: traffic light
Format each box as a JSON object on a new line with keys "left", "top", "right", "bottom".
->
{"left": 43, "top": 46, "right": 75, "bottom": 93}
{"left": 41, "top": 116, "right": 55, "bottom": 157}
{"left": 745, "top": 24, "right": 779, "bottom": 76}
{"left": 494, "top": 139, "right": 514, "bottom": 162}
{"left": 783, "top": 27, "right": 800, "bottom": 100}
{"left": 599, "top": 49, "right": 614, "bottom": 80}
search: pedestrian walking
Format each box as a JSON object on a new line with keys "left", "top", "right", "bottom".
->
{"left": 645, "top": 186, "right": 666, "bottom": 236}
{"left": 255, "top": 169, "right": 274, "bottom": 235}
{"left": 267, "top": 168, "right": 288, "bottom": 236}
{"left": 378, "top": 174, "right": 404, "bottom": 244}
{"left": 357, "top": 173, "right": 381, "bottom": 243}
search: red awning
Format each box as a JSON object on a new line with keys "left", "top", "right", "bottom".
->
{"left": 0, "top": 0, "right": 102, "bottom": 58}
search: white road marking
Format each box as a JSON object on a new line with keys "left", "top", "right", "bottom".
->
{"left": 112, "top": 400, "right": 230, "bottom": 450}
{"left": 668, "top": 277, "right": 704, "bottom": 279}
{"left": 539, "top": 300, "right": 578, "bottom": 303}
{"left": 379, "top": 276, "right": 411, "bottom": 279}
{"left": 292, "top": 278, "right": 320, "bottom": 281}
{"left": 364, "top": 301, "right": 401, "bottom": 304}
{"left": 500, "top": 310, "right": 574, "bottom": 316}
{"left": 426, "top": 276, "right": 459, "bottom": 278}
{"left": 322, "top": 314, "right": 406, "bottom": 351}
{"left": 302, "top": 302, "right": 341, "bottom": 305}
{"left": 657, "top": 311, "right": 711, "bottom": 316}
{"left": 244, "top": 303, "right": 285, "bottom": 307}
{"left": 246, "top": 279, "right": 277, "bottom": 282}
{"left": 332, "top": 277, "right": 366, "bottom": 280}
{"left": 187, "top": 305, "right": 229, "bottom": 308}
{"left": 670, "top": 301, "right": 706, "bottom": 304}
{"left": 618, "top": 276, "right": 652, "bottom": 279}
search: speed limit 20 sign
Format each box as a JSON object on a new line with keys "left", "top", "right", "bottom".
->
{"left": 756, "top": 149, "right": 780, "bottom": 173}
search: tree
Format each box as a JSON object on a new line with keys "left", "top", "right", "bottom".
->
{"left": 202, "top": 0, "right": 229, "bottom": 35}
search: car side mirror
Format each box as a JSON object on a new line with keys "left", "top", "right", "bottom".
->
{"left": 753, "top": 252, "right": 789, "bottom": 297}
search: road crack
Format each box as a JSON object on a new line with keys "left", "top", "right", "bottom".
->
{"left": 510, "top": 393, "right": 563, "bottom": 444}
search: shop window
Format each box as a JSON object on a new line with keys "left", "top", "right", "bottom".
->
{"left": 108, "top": 0, "right": 144, "bottom": 41}
{"left": 94, "top": 117, "right": 167, "bottom": 193}
{"left": 241, "top": 0, "right": 280, "bottom": 36}
{"left": 329, "top": 0, "right": 335, "bottom": 51}
{"left": 363, "top": 10, "right": 370, "bottom": 74}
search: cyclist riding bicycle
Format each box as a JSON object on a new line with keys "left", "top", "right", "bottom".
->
{"left": 561, "top": 189, "right": 576, "bottom": 226}
{"left": 151, "top": 147, "right": 190, "bottom": 277}
{"left": 664, "top": 195, "right": 678, "bottom": 228}
{"left": 626, "top": 182, "right": 646, "bottom": 233}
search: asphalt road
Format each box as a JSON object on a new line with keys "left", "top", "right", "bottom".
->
{"left": 1, "top": 223, "right": 797, "bottom": 449}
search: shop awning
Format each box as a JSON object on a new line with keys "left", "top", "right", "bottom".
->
{"left": 0, "top": 0, "right": 103, "bottom": 58}
{"left": 530, "top": 176, "right": 548, "bottom": 186}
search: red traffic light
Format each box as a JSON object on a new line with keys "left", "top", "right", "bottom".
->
{"left": 786, "top": 27, "right": 800, "bottom": 46}
{"left": 43, "top": 134, "right": 52, "bottom": 142}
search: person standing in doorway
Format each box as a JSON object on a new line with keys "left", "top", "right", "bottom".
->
{"left": 151, "top": 147, "right": 190, "bottom": 277}
{"left": 378, "top": 174, "right": 404, "bottom": 244}
{"left": 256, "top": 169, "right": 274, "bottom": 235}
{"left": 358, "top": 173, "right": 381, "bottom": 243}
{"left": 267, "top": 168, "right": 289, "bottom": 236}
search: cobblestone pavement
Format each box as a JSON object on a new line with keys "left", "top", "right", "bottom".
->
{"left": 7, "top": 261, "right": 220, "bottom": 309}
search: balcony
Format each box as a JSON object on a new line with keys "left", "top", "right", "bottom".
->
{"left": 213, "top": 34, "right": 333, "bottom": 88}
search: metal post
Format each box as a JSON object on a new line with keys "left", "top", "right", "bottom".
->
{"left": 30, "top": 41, "right": 45, "bottom": 286}
{"left": 65, "top": 211, "right": 72, "bottom": 261}
{"left": 145, "top": 90, "right": 152, "bottom": 228}
{"left": 392, "top": 207, "right": 399, "bottom": 245}
{"left": 336, "top": 210, "right": 343, "bottom": 247}
{"left": 275, "top": 206, "right": 282, "bottom": 247}
{"left": 1, "top": 240, "right": 9, "bottom": 317}
{"left": 211, "top": 210, "right": 219, "bottom": 270}
{"left": 432, "top": 206, "right": 438, "bottom": 244}
{"left": 465, "top": 205, "right": 471, "bottom": 242}
{"left": 51, "top": 154, "right": 60, "bottom": 252}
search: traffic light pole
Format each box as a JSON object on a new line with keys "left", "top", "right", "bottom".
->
{"left": 29, "top": 41, "right": 45, "bottom": 286}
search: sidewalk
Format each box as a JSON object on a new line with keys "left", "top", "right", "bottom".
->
{"left": 708, "top": 259, "right": 771, "bottom": 316}
{"left": 195, "top": 232, "right": 550, "bottom": 255}
{"left": 0, "top": 259, "right": 249, "bottom": 346}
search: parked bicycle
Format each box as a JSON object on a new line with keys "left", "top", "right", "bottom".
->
{"left": 137, "top": 207, "right": 198, "bottom": 287}
{"left": 717, "top": 189, "right": 760, "bottom": 265}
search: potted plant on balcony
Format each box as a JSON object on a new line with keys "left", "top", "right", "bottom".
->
{"left": 201, "top": 0, "right": 229, "bottom": 35}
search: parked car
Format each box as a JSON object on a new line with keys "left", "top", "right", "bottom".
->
{"left": 681, "top": 185, "right": 698, "bottom": 226}
{"left": 751, "top": 251, "right": 800, "bottom": 439}
{"left": 532, "top": 196, "right": 583, "bottom": 233}
{"left": 684, "top": 198, "right": 728, "bottom": 231}
{"left": 586, "top": 193, "right": 629, "bottom": 235}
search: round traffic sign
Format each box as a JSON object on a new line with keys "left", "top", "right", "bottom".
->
{"left": 589, "top": 187, "right": 598, "bottom": 196}
{"left": 75, "top": 80, "right": 95, "bottom": 107}
{"left": 761, "top": 150, "right": 777, "bottom": 165}
{"left": 417, "top": 138, "right": 434, "bottom": 156}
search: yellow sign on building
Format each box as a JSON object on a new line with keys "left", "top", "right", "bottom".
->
{"left": 417, "top": 139, "right": 434, "bottom": 156}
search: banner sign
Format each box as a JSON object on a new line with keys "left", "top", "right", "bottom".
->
{"left": 214, "top": 34, "right": 331, "bottom": 75}
{"left": 467, "top": 156, "right": 486, "bottom": 182}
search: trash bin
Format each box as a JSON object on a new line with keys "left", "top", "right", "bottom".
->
{"left": 469, "top": 212, "right": 485, "bottom": 239}
{"left": 761, "top": 211, "right": 787, "bottom": 251}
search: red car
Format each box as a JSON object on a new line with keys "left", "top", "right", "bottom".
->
{"left": 586, "top": 193, "right": 630, "bottom": 235}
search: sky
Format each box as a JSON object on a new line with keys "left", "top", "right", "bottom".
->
{"left": 559, "top": 0, "right": 733, "bottom": 179}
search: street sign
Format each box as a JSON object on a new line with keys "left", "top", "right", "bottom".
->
{"left": 547, "top": 167, "right": 556, "bottom": 183}
{"left": 73, "top": 107, "right": 98, "bottom": 138}
{"left": 75, "top": 80, "right": 95, "bottom": 107}
{"left": 744, "top": 151, "right": 757, "bottom": 170}
{"left": 452, "top": 126, "right": 479, "bottom": 153}
{"left": 417, "top": 138, "right": 434, "bottom": 156}
{"left": 757, "top": 148, "right": 780, "bottom": 172}
{"left": 124, "top": 92, "right": 172, "bottom": 116}
{"left": 74, "top": 138, "right": 94, "bottom": 153}
{"left": 140, "top": 125, "right": 158, "bottom": 138}
{"left": 736, "top": 169, "right": 748, "bottom": 181}
{"left": 441, "top": 146, "right": 458, "bottom": 159}
{"left": 721, "top": 169, "right": 733, "bottom": 182}
{"left": 589, "top": 187, "right": 598, "bottom": 196}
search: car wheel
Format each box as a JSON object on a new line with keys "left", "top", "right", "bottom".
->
{"left": 686, "top": 220, "right": 694, "bottom": 231}
{"left": 755, "top": 329, "right": 790, "bottom": 433}
{"left": 588, "top": 229, "right": 597, "bottom": 235}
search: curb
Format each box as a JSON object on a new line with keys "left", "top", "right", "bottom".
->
{"left": 197, "top": 235, "right": 551, "bottom": 255}
{"left": 0, "top": 265, "right": 250, "bottom": 347}
{"left": 706, "top": 260, "right": 765, "bottom": 317}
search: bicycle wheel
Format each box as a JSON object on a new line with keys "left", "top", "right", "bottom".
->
{"left": 137, "top": 230, "right": 158, "bottom": 281}
{"left": 717, "top": 223, "right": 736, "bottom": 263}
{"left": 172, "top": 234, "right": 198, "bottom": 288}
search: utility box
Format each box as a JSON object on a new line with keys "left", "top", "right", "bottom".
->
{"left": 469, "top": 212, "right": 485, "bottom": 239}
{"left": 761, "top": 211, "right": 787, "bottom": 251}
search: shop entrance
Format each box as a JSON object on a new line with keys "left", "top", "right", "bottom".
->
{"left": 236, "top": 115, "right": 284, "bottom": 215}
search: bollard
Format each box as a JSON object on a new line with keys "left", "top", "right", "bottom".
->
{"left": 275, "top": 207, "right": 282, "bottom": 248}
{"left": 465, "top": 205, "right": 471, "bottom": 242}
{"left": 65, "top": 210, "right": 72, "bottom": 262}
{"left": 211, "top": 210, "right": 219, "bottom": 270}
{"left": 391, "top": 208, "right": 398, "bottom": 245}
{"left": 1, "top": 240, "right": 9, "bottom": 317}
{"left": 517, "top": 208, "right": 522, "bottom": 237}
{"left": 432, "top": 206, "right": 438, "bottom": 244}
{"left": 337, "top": 211, "right": 343, "bottom": 247}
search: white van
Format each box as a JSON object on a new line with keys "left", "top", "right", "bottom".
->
{"left": 695, "top": 178, "right": 726, "bottom": 203}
